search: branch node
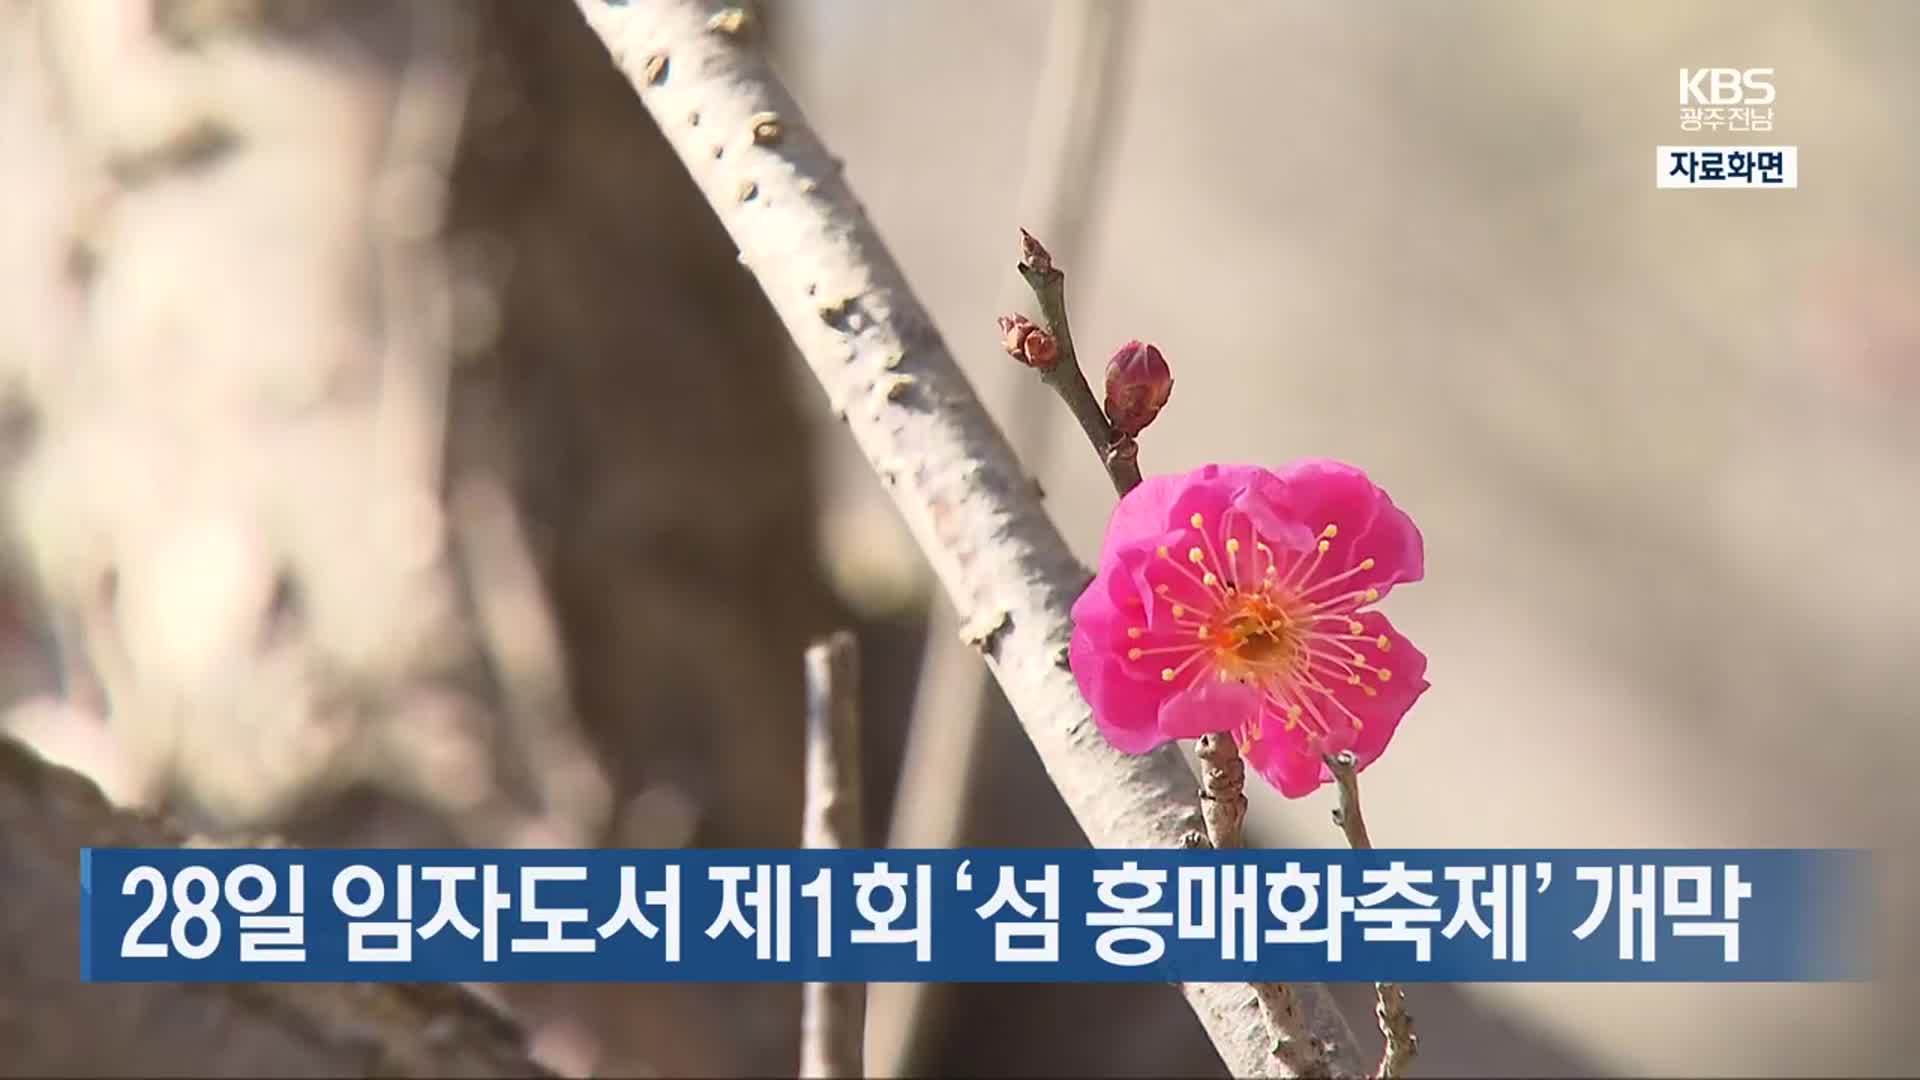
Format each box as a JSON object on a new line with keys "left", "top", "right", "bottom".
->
{"left": 879, "top": 373, "right": 918, "bottom": 402}
{"left": 749, "top": 111, "right": 782, "bottom": 145}
{"left": 705, "top": 6, "right": 752, "bottom": 36}
{"left": 958, "top": 608, "right": 1011, "bottom": 653}
{"left": 644, "top": 50, "right": 670, "bottom": 85}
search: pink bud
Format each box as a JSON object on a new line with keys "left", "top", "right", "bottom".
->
{"left": 997, "top": 314, "right": 1059, "bottom": 372}
{"left": 1103, "top": 340, "right": 1172, "bottom": 437}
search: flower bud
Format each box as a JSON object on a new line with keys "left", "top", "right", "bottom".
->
{"left": 1103, "top": 340, "right": 1172, "bottom": 437}
{"left": 997, "top": 314, "right": 1059, "bottom": 372}
{"left": 1018, "top": 228, "right": 1054, "bottom": 276}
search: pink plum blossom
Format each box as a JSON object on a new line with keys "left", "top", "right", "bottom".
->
{"left": 1069, "top": 461, "right": 1428, "bottom": 797}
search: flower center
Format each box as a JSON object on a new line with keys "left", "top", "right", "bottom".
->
{"left": 1216, "top": 604, "right": 1298, "bottom": 680}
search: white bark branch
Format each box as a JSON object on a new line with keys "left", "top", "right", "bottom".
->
{"left": 567, "top": 2, "right": 1365, "bottom": 1075}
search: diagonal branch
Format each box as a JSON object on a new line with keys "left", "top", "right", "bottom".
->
{"left": 566, "top": 2, "right": 1365, "bottom": 1075}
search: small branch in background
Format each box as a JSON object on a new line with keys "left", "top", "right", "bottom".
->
{"left": 1010, "top": 231, "right": 1142, "bottom": 495}
{"left": 801, "top": 631, "right": 865, "bottom": 1080}
{"left": 1326, "top": 751, "right": 1416, "bottom": 1079}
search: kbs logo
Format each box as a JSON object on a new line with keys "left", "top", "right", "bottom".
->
{"left": 1680, "top": 68, "right": 1775, "bottom": 106}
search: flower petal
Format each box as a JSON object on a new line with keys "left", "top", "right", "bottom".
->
{"left": 1336, "top": 610, "right": 1429, "bottom": 770}
{"left": 1256, "top": 459, "right": 1383, "bottom": 540}
{"left": 1101, "top": 464, "right": 1270, "bottom": 568}
{"left": 1244, "top": 727, "right": 1328, "bottom": 799}
{"left": 1158, "top": 678, "right": 1259, "bottom": 740}
{"left": 1068, "top": 625, "right": 1170, "bottom": 754}
{"left": 1251, "top": 459, "right": 1424, "bottom": 601}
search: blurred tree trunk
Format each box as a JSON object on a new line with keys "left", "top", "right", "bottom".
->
{"left": 0, "top": 739, "right": 549, "bottom": 1078}
{"left": 0, "top": 0, "right": 859, "bottom": 1074}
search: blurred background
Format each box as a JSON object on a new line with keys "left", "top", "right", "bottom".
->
{"left": 1, "top": 0, "right": 1916, "bottom": 1076}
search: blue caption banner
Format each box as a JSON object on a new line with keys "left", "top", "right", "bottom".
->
{"left": 79, "top": 848, "right": 1866, "bottom": 984}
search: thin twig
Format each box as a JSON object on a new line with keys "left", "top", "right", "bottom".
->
{"left": 801, "top": 631, "right": 865, "bottom": 1079}
{"left": 1325, "top": 751, "right": 1372, "bottom": 851}
{"left": 1015, "top": 231, "right": 1142, "bottom": 495}
{"left": 1326, "top": 751, "right": 1416, "bottom": 1079}
{"left": 1194, "top": 732, "right": 1248, "bottom": 851}
{"left": 567, "top": 4, "right": 1364, "bottom": 1075}
{"left": 1254, "top": 983, "right": 1333, "bottom": 1080}
{"left": 1198, "top": 733, "right": 1330, "bottom": 1078}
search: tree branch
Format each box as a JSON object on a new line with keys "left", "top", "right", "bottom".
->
{"left": 1327, "top": 751, "right": 1417, "bottom": 1078}
{"left": 801, "top": 631, "right": 865, "bottom": 1079}
{"left": 565, "top": 3, "right": 1363, "bottom": 1075}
